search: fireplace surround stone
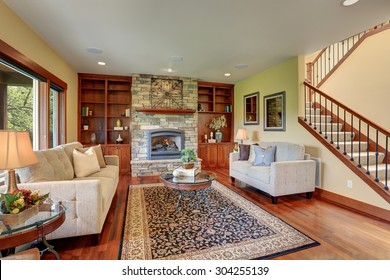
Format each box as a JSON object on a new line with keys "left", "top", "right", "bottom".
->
{"left": 131, "top": 74, "right": 198, "bottom": 177}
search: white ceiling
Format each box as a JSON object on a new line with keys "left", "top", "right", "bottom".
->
{"left": 4, "top": 0, "right": 390, "bottom": 83}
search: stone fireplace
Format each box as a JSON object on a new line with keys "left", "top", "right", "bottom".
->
{"left": 147, "top": 128, "right": 184, "bottom": 160}
{"left": 131, "top": 74, "right": 198, "bottom": 177}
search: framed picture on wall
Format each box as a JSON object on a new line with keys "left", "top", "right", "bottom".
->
{"left": 264, "top": 91, "right": 286, "bottom": 131}
{"left": 244, "top": 92, "right": 259, "bottom": 125}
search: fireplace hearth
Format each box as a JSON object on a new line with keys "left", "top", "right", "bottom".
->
{"left": 147, "top": 128, "right": 184, "bottom": 160}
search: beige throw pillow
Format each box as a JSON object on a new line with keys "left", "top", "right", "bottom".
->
{"left": 77, "top": 145, "right": 106, "bottom": 168}
{"left": 73, "top": 147, "right": 101, "bottom": 177}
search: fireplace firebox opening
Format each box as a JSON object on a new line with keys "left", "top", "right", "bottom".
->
{"left": 147, "top": 128, "right": 184, "bottom": 160}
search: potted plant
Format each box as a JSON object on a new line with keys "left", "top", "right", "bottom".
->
{"left": 180, "top": 148, "right": 197, "bottom": 169}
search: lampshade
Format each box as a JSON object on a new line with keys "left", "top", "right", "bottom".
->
{"left": 0, "top": 130, "right": 38, "bottom": 170}
{"left": 0, "top": 131, "right": 38, "bottom": 194}
{"left": 235, "top": 129, "right": 248, "bottom": 142}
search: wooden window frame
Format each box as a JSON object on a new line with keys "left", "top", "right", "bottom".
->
{"left": 0, "top": 39, "right": 67, "bottom": 149}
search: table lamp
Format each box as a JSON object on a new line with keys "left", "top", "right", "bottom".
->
{"left": 235, "top": 128, "right": 248, "bottom": 144}
{"left": 0, "top": 130, "right": 38, "bottom": 194}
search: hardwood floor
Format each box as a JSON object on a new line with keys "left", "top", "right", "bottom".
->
{"left": 41, "top": 169, "right": 390, "bottom": 260}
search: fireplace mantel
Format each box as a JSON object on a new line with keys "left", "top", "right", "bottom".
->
{"left": 135, "top": 108, "right": 196, "bottom": 114}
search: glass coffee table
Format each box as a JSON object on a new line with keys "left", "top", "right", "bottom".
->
{"left": 0, "top": 202, "right": 66, "bottom": 259}
{"left": 160, "top": 170, "right": 216, "bottom": 210}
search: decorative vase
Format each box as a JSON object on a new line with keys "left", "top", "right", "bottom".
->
{"left": 116, "top": 118, "right": 122, "bottom": 127}
{"left": 215, "top": 130, "right": 222, "bottom": 143}
{"left": 90, "top": 132, "right": 96, "bottom": 144}
{"left": 0, "top": 205, "right": 39, "bottom": 226}
{"left": 116, "top": 134, "right": 123, "bottom": 144}
{"left": 182, "top": 162, "right": 194, "bottom": 169}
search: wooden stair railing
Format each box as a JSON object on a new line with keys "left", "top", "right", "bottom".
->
{"left": 299, "top": 81, "right": 390, "bottom": 203}
{"left": 307, "top": 20, "right": 390, "bottom": 88}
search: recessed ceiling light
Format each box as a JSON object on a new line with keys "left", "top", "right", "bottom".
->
{"left": 87, "top": 47, "right": 103, "bottom": 54}
{"left": 98, "top": 61, "right": 106, "bottom": 66}
{"left": 235, "top": 64, "right": 248, "bottom": 69}
{"left": 167, "top": 68, "right": 175, "bottom": 72}
{"left": 224, "top": 73, "right": 231, "bottom": 77}
{"left": 342, "top": 0, "right": 359, "bottom": 6}
{"left": 170, "top": 55, "right": 183, "bottom": 62}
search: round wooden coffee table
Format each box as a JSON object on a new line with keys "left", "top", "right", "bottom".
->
{"left": 160, "top": 170, "right": 216, "bottom": 210}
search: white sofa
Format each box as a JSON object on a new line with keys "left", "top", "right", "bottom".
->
{"left": 230, "top": 141, "right": 316, "bottom": 204}
{"left": 11, "top": 142, "right": 119, "bottom": 243}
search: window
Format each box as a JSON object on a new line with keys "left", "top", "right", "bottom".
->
{"left": 50, "top": 87, "right": 60, "bottom": 148}
{"left": 0, "top": 62, "right": 37, "bottom": 147}
{"left": 0, "top": 39, "right": 67, "bottom": 149}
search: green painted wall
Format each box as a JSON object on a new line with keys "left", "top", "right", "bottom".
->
{"left": 234, "top": 57, "right": 303, "bottom": 143}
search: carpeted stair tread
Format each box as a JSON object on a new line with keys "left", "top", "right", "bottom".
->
{"left": 347, "top": 152, "right": 385, "bottom": 165}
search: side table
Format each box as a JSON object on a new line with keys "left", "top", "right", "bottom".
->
{"left": 0, "top": 202, "right": 66, "bottom": 260}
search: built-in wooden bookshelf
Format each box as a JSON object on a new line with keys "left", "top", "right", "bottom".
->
{"left": 78, "top": 73, "right": 132, "bottom": 173}
{"left": 197, "top": 81, "right": 235, "bottom": 168}
{"left": 197, "top": 81, "right": 234, "bottom": 143}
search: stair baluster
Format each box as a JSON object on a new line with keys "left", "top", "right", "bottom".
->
{"left": 386, "top": 137, "right": 389, "bottom": 191}
{"left": 358, "top": 119, "right": 362, "bottom": 168}
{"left": 366, "top": 124, "right": 370, "bottom": 175}
{"left": 350, "top": 114, "right": 354, "bottom": 161}
{"left": 329, "top": 102, "right": 333, "bottom": 143}
{"left": 343, "top": 110, "right": 347, "bottom": 155}
{"left": 375, "top": 130, "right": 379, "bottom": 182}
{"left": 324, "top": 96, "right": 328, "bottom": 138}
{"left": 336, "top": 105, "right": 340, "bottom": 149}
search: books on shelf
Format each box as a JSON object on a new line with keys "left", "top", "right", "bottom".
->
{"left": 81, "top": 107, "right": 89, "bottom": 116}
{"left": 114, "top": 127, "right": 124, "bottom": 130}
{"left": 173, "top": 166, "right": 200, "bottom": 177}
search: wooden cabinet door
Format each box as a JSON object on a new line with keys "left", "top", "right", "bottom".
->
{"left": 118, "top": 146, "right": 131, "bottom": 173}
{"left": 217, "top": 143, "right": 234, "bottom": 168}
{"left": 103, "top": 145, "right": 131, "bottom": 173}
{"left": 206, "top": 144, "right": 218, "bottom": 168}
{"left": 197, "top": 144, "right": 207, "bottom": 168}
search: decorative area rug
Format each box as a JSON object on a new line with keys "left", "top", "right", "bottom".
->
{"left": 119, "top": 181, "right": 319, "bottom": 260}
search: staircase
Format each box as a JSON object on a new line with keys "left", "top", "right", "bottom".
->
{"left": 299, "top": 81, "right": 390, "bottom": 203}
{"left": 307, "top": 20, "right": 390, "bottom": 87}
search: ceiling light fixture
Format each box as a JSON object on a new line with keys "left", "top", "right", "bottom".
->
{"left": 98, "top": 61, "right": 106, "bottom": 66}
{"left": 170, "top": 55, "right": 183, "bottom": 62}
{"left": 167, "top": 68, "right": 174, "bottom": 72}
{"left": 342, "top": 0, "right": 359, "bottom": 6}
{"left": 224, "top": 73, "right": 231, "bottom": 77}
{"left": 87, "top": 47, "right": 103, "bottom": 54}
{"left": 235, "top": 64, "right": 248, "bottom": 69}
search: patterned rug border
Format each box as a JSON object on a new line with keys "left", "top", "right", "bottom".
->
{"left": 118, "top": 181, "right": 320, "bottom": 260}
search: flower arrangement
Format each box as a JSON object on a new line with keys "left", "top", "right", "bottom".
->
{"left": 0, "top": 189, "right": 49, "bottom": 214}
{"left": 207, "top": 115, "right": 227, "bottom": 130}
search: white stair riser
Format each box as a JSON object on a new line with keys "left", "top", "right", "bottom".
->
{"left": 380, "top": 180, "right": 390, "bottom": 188}
{"left": 367, "top": 164, "right": 390, "bottom": 181}
{"left": 312, "top": 123, "right": 343, "bottom": 132}
{"left": 324, "top": 132, "right": 355, "bottom": 142}
{"left": 305, "top": 108, "right": 323, "bottom": 115}
{"left": 348, "top": 152, "right": 385, "bottom": 165}
{"left": 338, "top": 142, "right": 368, "bottom": 153}
{"left": 305, "top": 115, "right": 332, "bottom": 122}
